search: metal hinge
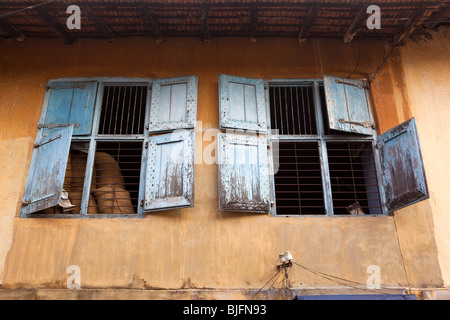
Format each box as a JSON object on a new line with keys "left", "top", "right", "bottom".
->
{"left": 38, "top": 123, "right": 80, "bottom": 130}
{"left": 335, "top": 79, "right": 370, "bottom": 90}
{"left": 34, "top": 134, "right": 62, "bottom": 148}
{"left": 339, "top": 118, "right": 376, "bottom": 129}
{"left": 145, "top": 141, "right": 149, "bottom": 149}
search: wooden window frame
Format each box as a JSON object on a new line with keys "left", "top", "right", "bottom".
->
{"left": 266, "top": 79, "right": 388, "bottom": 217}
{"left": 22, "top": 77, "right": 153, "bottom": 219}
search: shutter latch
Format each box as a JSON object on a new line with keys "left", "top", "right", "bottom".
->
{"left": 34, "top": 134, "right": 62, "bottom": 148}
{"left": 335, "top": 79, "right": 369, "bottom": 90}
{"left": 339, "top": 118, "right": 376, "bottom": 129}
{"left": 38, "top": 123, "right": 80, "bottom": 130}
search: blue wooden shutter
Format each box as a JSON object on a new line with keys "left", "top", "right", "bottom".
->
{"left": 149, "top": 75, "right": 198, "bottom": 133}
{"left": 218, "top": 133, "right": 270, "bottom": 213}
{"left": 219, "top": 74, "right": 267, "bottom": 132}
{"left": 144, "top": 130, "right": 194, "bottom": 212}
{"left": 21, "top": 126, "right": 73, "bottom": 215}
{"left": 43, "top": 81, "right": 98, "bottom": 136}
{"left": 323, "top": 74, "right": 375, "bottom": 135}
{"left": 377, "top": 118, "right": 429, "bottom": 213}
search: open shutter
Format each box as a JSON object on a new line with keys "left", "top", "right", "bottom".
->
{"left": 42, "top": 81, "right": 98, "bottom": 136}
{"left": 218, "top": 133, "right": 270, "bottom": 213}
{"left": 377, "top": 118, "right": 429, "bottom": 213}
{"left": 149, "top": 75, "right": 198, "bottom": 133}
{"left": 219, "top": 74, "right": 267, "bottom": 132}
{"left": 21, "top": 126, "right": 73, "bottom": 215}
{"left": 144, "top": 130, "right": 194, "bottom": 212}
{"left": 323, "top": 74, "right": 375, "bottom": 135}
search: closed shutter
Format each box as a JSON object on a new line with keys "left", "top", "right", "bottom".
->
{"left": 323, "top": 74, "right": 375, "bottom": 135}
{"left": 377, "top": 118, "right": 429, "bottom": 213}
{"left": 144, "top": 130, "right": 194, "bottom": 212}
{"left": 218, "top": 133, "right": 270, "bottom": 213}
{"left": 21, "top": 126, "right": 73, "bottom": 215}
{"left": 43, "top": 81, "right": 98, "bottom": 136}
{"left": 149, "top": 75, "right": 198, "bottom": 133}
{"left": 219, "top": 74, "right": 267, "bottom": 132}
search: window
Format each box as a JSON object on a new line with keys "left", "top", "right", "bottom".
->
{"left": 217, "top": 74, "right": 430, "bottom": 216}
{"left": 21, "top": 76, "right": 198, "bottom": 218}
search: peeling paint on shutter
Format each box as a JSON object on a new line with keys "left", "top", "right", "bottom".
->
{"left": 21, "top": 126, "right": 73, "bottom": 215}
{"left": 377, "top": 118, "right": 429, "bottom": 213}
{"left": 323, "top": 74, "right": 374, "bottom": 135}
{"left": 219, "top": 74, "right": 267, "bottom": 132}
{"left": 218, "top": 133, "right": 270, "bottom": 213}
{"left": 149, "top": 75, "right": 198, "bottom": 133}
{"left": 144, "top": 130, "right": 194, "bottom": 212}
{"left": 43, "top": 81, "right": 98, "bottom": 136}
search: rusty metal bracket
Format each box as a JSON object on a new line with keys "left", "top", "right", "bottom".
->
{"left": 34, "top": 134, "right": 61, "bottom": 148}
{"left": 38, "top": 123, "right": 80, "bottom": 130}
{"left": 277, "top": 261, "right": 293, "bottom": 271}
{"left": 339, "top": 118, "right": 376, "bottom": 129}
{"left": 335, "top": 79, "right": 369, "bottom": 90}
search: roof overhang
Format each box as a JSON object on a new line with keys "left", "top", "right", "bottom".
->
{"left": 0, "top": 0, "right": 449, "bottom": 44}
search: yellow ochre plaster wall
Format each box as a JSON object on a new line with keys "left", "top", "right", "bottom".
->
{"left": 0, "top": 31, "right": 447, "bottom": 297}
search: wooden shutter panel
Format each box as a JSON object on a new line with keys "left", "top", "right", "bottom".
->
{"left": 149, "top": 75, "right": 198, "bottom": 133}
{"left": 323, "top": 74, "right": 375, "bottom": 135}
{"left": 21, "top": 126, "right": 73, "bottom": 215}
{"left": 219, "top": 74, "right": 267, "bottom": 132}
{"left": 218, "top": 133, "right": 270, "bottom": 213}
{"left": 144, "top": 130, "right": 194, "bottom": 212}
{"left": 43, "top": 81, "right": 98, "bottom": 136}
{"left": 377, "top": 118, "right": 429, "bottom": 213}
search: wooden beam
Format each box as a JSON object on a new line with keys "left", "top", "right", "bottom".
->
{"left": 139, "top": 5, "right": 163, "bottom": 43}
{"left": 0, "top": 18, "right": 25, "bottom": 41}
{"left": 83, "top": 5, "right": 115, "bottom": 42}
{"left": 198, "top": 1, "right": 210, "bottom": 42}
{"left": 392, "top": 4, "right": 428, "bottom": 45}
{"left": 424, "top": 3, "right": 450, "bottom": 28}
{"left": 298, "top": 5, "right": 318, "bottom": 44}
{"left": 250, "top": 5, "right": 258, "bottom": 41}
{"left": 344, "top": 4, "right": 370, "bottom": 44}
{"left": 36, "top": 6, "right": 76, "bottom": 44}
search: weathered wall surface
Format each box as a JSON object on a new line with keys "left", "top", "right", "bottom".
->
{"left": 0, "top": 34, "right": 446, "bottom": 296}
{"left": 396, "top": 27, "right": 450, "bottom": 287}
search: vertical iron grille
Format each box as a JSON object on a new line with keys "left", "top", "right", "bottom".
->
{"left": 327, "top": 142, "right": 382, "bottom": 215}
{"left": 99, "top": 85, "right": 147, "bottom": 135}
{"left": 89, "top": 141, "right": 143, "bottom": 214}
{"left": 274, "top": 142, "right": 325, "bottom": 215}
{"left": 269, "top": 85, "right": 317, "bottom": 135}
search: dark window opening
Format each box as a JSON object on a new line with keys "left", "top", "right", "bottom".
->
{"left": 274, "top": 142, "right": 326, "bottom": 215}
{"left": 99, "top": 85, "right": 147, "bottom": 135}
{"left": 269, "top": 85, "right": 317, "bottom": 135}
{"left": 90, "top": 141, "right": 142, "bottom": 214}
{"left": 327, "top": 142, "right": 382, "bottom": 215}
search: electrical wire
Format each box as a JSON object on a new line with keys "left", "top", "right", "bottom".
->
{"left": 346, "top": 39, "right": 362, "bottom": 79}
{"left": 0, "top": 0, "right": 59, "bottom": 20}
{"left": 292, "top": 261, "right": 405, "bottom": 295}
{"left": 252, "top": 269, "right": 282, "bottom": 299}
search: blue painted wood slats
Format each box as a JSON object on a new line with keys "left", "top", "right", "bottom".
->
{"left": 377, "top": 117, "right": 429, "bottom": 213}
{"left": 43, "top": 81, "right": 98, "bottom": 136}
{"left": 323, "top": 74, "right": 374, "bottom": 135}
{"left": 219, "top": 74, "right": 267, "bottom": 132}
{"left": 144, "top": 130, "right": 195, "bottom": 212}
{"left": 21, "top": 126, "right": 73, "bottom": 215}
{"left": 218, "top": 133, "right": 270, "bottom": 213}
{"left": 149, "top": 75, "right": 198, "bottom": 133}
